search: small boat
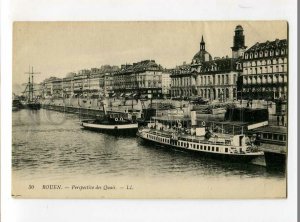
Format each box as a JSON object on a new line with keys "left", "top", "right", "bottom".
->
{"left": 12, "top": 96, "right": 23, "bottom": 111}
{"left": 137, "top": 118, "right": 264, "bottom": 162}
{"left": 81, "top": 102, "right": 138, "bottom": 136}
{"left": 81, "top": 116, "right": 138, "bottom": 136}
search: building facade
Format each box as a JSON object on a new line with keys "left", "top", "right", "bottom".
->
{"left": 192, "top": 58, "right": 241, "bottom": 101}
{"left": 170, "top": 63, "right": 195, "bottom": 98}
{"left": 112, "top": 60, "right": 170, "bottom": 99}
{"left": 240, "top": 39, "right": 288, "bottom": 100}
{"left": 171, "top": 26, "right": 244, "bottom": 101}
{"left": 41, "top": 77, "right": 63, "bottom": 98}
{"left": 62, "top": 73, "right": 75, "bottom": 98}
{"left": 161, "top": 72, "right": 171, "bottom": 98}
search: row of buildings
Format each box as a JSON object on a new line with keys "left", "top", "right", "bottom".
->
{"left": 170, "top": 25, "right": 288, "bottom": 101}
{"left": 31, "top": 61, "right": 171, "bottom": 99}
{"left": 28, "top": 25, "right": 288, "bottom": 102}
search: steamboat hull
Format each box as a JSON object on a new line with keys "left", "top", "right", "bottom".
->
{"left": 138, "top": 135, "right": 262, "bottom": 163}
{"left": 81, "top": 121, "right": 138, "bottom": 136}
{"left": 264, "top": 151, "right": 286, "bottom": 169}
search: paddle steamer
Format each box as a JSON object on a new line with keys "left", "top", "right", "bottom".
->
{"left": 137, "top": 118, "right": 263, "bottom": 162}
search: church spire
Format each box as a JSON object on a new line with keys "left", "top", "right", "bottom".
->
{"left": 200, "top": 35, "right": 205, "bottom": 51}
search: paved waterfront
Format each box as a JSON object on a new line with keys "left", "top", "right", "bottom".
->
{"left": 12, "top": 109, "right": 285, "bottom": 181}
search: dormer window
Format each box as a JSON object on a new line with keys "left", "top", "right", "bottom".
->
{"left": 250, "top": 53, "right": 253, "bottom": 59}
{"left": 264, "top": 50, "right": 268, "bottom": 57}
{"left": 270, "top": 50, "right": 274, "bottom": 56}
{"left": 281, "top": 49, "right": 285, "bottom": 55}
{"left": 276, "top": 49, "right": 280, "bottom": 56}
{"left": 254, "top": 52, "right": 258, "bottom": 58}
{"left": 245, "top": 53, "right": 248, "bottom": 59}
{"left": 259, "top": 51, "right": 263, "bottom": 57}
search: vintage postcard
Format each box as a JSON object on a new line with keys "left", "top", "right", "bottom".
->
{"left": 12, "top": 21, "right": 288, "bottom": 198}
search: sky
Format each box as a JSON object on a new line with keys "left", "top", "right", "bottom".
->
{"left": 13, "top": 21, "right": 287, "bottom": 85}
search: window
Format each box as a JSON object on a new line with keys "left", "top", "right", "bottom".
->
{"left": 208, "top": 146, "right": 210, "bottom": 151}
{"left": 216, "top": 147, "right": 219, "bottom": 152}
{"left": 283, "top": 135, "right": 286, "bottom": 141}
{"left": 212, "top": 147, "right": 214, "bottom": 151}
{"left": 225, "top": 148, "right": 228, "bottom": 153}
{"left": 265, "top": 50, "right": 268, "bottom": 57}
{"left": 200, "top": 145, "right": 203, "bottom": 150}
{"left": 204, "top": 146, "right": 206, "bottom": 150}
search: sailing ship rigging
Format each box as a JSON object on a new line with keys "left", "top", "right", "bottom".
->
{"left": 22, "top": 66, "right": 41, "bottom": 110}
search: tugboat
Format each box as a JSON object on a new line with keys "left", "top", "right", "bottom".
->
{"left": 22, "top": 66, "right": 41, "bottom": 110}
{"left": 137, "top": 115, "right": 264, "bottom": 162}
{"left": 81, "top": 103, "right": 138, "bottom": 136}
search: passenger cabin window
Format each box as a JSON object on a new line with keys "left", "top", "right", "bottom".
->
{"left": 279, "top": 135, "right": 284, "bottom": 140}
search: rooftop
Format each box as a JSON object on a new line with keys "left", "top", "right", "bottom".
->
{"left": 117, "top": 60, "right": 163, "bottom": 75}
{"left": 246, "top": 39, "right": 287, "bottom": 52}
{"left": 251, "top": 126, "right": 287, "bottom": 134}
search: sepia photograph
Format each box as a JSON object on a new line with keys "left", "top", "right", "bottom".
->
{"left": 12, "top": 21, "right": 288, "bottom": 198}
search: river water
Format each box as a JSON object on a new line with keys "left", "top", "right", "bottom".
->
{"left": 12, "top": 109, "right": 286, "bottom": 182}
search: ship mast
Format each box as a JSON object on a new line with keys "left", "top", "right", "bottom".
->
{"left": 25, "top": 66, "right": 40, "bottom": 102}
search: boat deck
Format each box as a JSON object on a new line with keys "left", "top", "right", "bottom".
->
{"left": 144, "top": 128, "right": 233, "bottom": 145}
